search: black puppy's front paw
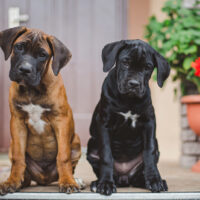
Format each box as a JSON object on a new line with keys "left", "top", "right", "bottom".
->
{"left": 90, "top": 180, "right": 117, "bottom": 196}
{"left": 145, "top": 178, "right": 168, "bottom": 192}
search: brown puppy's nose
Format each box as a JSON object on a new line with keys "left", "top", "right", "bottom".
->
{"left": 18, "top": 62, "right": 32, "bottom": 75}
{"left": 128, "top": 80, "right": 139, "bottom": 88}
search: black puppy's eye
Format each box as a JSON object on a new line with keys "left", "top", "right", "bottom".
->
{"left": 145, "top": 64, "right": 152, "bottom": 71}
{"left": 123, "top": 61, "right": 129, "bottom": 69}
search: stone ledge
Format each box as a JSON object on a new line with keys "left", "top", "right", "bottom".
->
{"left": 0, "top": 192, "right": 200, "bottom": 200}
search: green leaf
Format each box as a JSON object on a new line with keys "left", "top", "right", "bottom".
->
{"left": 182, "top": 17, "right": 197, "bottom": 28}
{"left": 168, "top": 53, "right": 177, "bottom": 61}
{"left": 178, "top": 44, "right": 189, "bottom": 53}
{"left": 152, "top": 68, "right": 157, "bottom": 81}
{"left": 184, "top": 45, "right": 197, "bottom": 55}
{"left": 180, "top": 82, "right": 186, "bottom": 96}
{"left": 163, "top": 19, "right": 171, "bottom": 26}
{"left": 183, "top": 57, "right": 195, "bottom": 70}
{"left": 186, "top": 68, "right": 196, "bottom": 79}
{"left": 177, "top": 8, "right": 190, "bottom": 16}
{"left": 194, "top": 38, "right": 200, "bottom": 45}
{"left": 176, "top": 68, "right": 187, "bottom": 74}
{"left": 173, "top": 88, "right": 178, "bottom": 98}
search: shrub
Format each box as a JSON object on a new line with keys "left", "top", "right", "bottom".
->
{"left": 145, "top": 0, "right": 200, "bottom": 95}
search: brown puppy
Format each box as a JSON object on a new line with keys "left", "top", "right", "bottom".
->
{"left": 0, "top": 27, "right": 82, "bottom": 195}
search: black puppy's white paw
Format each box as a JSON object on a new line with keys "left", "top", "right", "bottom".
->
{"left": 90, "top": 180, "right": 98, "bottom": 193}
{"left": 90, "top": 180, "right": 117, "bottom": 196}
{"left": 145, "top": 178, "right": 168, "bottom": 192}
{"left": 74, "top": 178, "right": 86, "bottom": 190}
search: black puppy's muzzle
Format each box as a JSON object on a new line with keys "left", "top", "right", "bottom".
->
{"left": 127, "top": 79, "right": 141, "bottom": 93}
{"left": 127, "top": 80, "right": 140, "bottom": 90}
{"left": 123, "top": 79, "right": 145, "bottom": 98}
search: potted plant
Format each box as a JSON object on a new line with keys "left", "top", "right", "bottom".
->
{"left": 181, "top": 58, "right": 200, "bottom": 135}
{"left": 181, "top": 58, "right": 200, "bottom": 172}
{"left": 145, "top": 0, "right": 200, "bottom": 171}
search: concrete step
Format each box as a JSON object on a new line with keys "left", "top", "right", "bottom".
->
{"left": 0, "top": 192, "right": 200, "bottom": 200}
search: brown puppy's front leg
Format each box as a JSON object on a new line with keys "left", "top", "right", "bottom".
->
{"left": 51, "top": 115, "right": 79, "bottom": 194}
{"left": 0, "top": 116, "right": 27, "bottom": 195}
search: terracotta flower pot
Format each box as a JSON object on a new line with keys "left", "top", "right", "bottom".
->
{"left": 181, "top": 95, "right": 200, "bottom": 172}
{"left": 181, "top": 95, "right": 200, "bottom": 135}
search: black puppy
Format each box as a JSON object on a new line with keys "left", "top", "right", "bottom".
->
{"left": 87, "top": 40, "right": 170, "bottom": 195}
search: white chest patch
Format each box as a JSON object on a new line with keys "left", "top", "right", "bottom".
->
{"left": 118, "top": 110, "right": 139, "bottom": 128}
{"left": 20, "top": 103, "right": 50, "bottom": 134}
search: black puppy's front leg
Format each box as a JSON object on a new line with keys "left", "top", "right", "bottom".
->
{"left": 143, "top": 119, "right": 168, "bottom": 192}
{"left": 91, "top": 124, "right": 116, "bottom": 196}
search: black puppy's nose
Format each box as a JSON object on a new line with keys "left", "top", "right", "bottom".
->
{"left": 128, "top": 80, "right": 140, "bottom": 88}
{"left": 18, "top": 62, "right": 32, "bottom": 74}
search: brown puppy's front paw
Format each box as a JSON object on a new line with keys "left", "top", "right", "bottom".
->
{"left": 59, "top": 182, "right": 80, "bottom": 194}
{"left": 0, "top": 180, "right": 22, "bottom": 195}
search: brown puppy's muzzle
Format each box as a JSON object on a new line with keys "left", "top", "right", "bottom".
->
{"left": 18, "top": 61, "right": 33, "bottom": 76}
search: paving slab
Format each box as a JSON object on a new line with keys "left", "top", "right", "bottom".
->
{"left": 0, "top": 153, "right": 200, "bottom": 199}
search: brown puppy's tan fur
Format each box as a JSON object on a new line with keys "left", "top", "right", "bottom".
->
{"left": 0, "top": 27, "right": 81, "bottom": 194}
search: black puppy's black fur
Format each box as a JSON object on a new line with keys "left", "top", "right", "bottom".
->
{"left": 87, "top": 40, "right": 170, "bottom": 195}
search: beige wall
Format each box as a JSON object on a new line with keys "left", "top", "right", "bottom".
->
{"left": 128, "top": 0, "right": 150, "bottom": 40}
{"left": 128, "top": 0, "right": 180, "bottom": 162}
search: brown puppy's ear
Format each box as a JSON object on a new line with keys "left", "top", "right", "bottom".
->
{"left": 0, "top": 26, "right": 27, "bottom": 60}
{"left": 102, "top": 40, "right": 125, "bottom": 72}
{"left": 47, "top": 36, "right": 72, "bottom": 76}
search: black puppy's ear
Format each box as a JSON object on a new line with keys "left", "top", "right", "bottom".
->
{"left": 47, "top": 36, "right": 72, "bottom": 76}
{"left": 102, "top": 40, "right": 125, "bottom": 72}
{"left": 0, "top": 26, "right": 27, "bottom": 60}
{"left": 154, "top": 52, "right": 170, "bottom": 88}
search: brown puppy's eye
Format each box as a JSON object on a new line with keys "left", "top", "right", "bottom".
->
{"left": 15, "top": 43, "right": 24, "bottom": 51}
{"left": 39, "top": 52, "right": 47, "bottom": 57}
